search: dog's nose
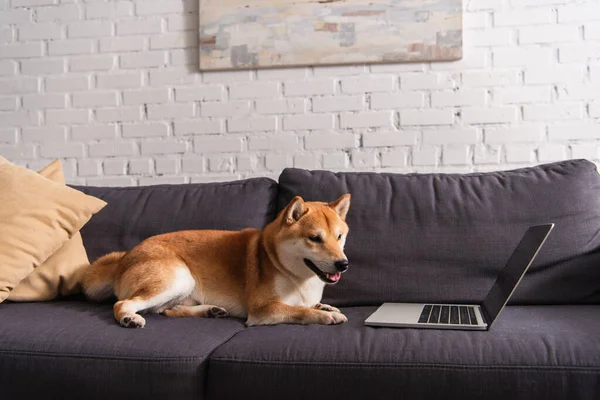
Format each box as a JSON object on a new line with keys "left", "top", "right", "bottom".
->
{"left": 334, "top": 259, "right": 349, "bottom": 272}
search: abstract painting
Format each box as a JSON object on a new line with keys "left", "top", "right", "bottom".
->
{"left": 199, "top": 0, "right": 463, "bottom": 71}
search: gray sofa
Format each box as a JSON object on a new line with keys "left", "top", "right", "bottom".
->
{"left": 1, "top": 159, "right": 599, "bottom": 400}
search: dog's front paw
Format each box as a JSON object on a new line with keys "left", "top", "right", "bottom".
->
{"left": 314, "top": 303, "right": 341, "bottom": 313}
{"left": 119, "top": 313, "right": 146, "bottom": 328}
{"left": 207, "top": 306, "right": 229, "bottom": 318}
{"left": 321, "top": 311, "right": 348, "bottom": 325}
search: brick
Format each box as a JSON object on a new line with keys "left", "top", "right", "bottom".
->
{"left": 123, "top": 88, "right": 170, "bottom": 105}
{"left": 227, "top": 116, "right": 277, "bottom": 133}
{"left": 461, "top": 107, "right": 517, "bottom": 124}
{"left": 121, "top": 51, "right": 166, "bottom": 68}
{"left": 22, "top": 126, "right": 66, "bottom": 142}
{"left": 493, "top": 47, "right": 553, "bottom": 67}
{"left": 201, "top": 101, "right": 250, "bottom": 117}
{"left": 519, "top": 25, "right": 579, "bottom": 44}
{"left": 443, "top": 145, "right": 470, "bottom": 165}
{"left": 0, "top": 128, "right": 17, "bottom": 144}
{"left": 341, "top": 111, "right": 393, "bottom": 128}
{"left": 322, "top": 152, "right": 348, "bottom": 169}
{"left": 78, "top": 159, "right": 101, "bottom": 177}
{"left": 284, "top": 79, "right": 335, "bottom": 96}
{"left": 371, "top": 92, "right": 425, "bottom": 110}
{"left": 86, "top": 1, "right": 133, "bottom": 19}
{"left": 89, "top": 141, "right": 137, "bottom": 157}
{"left": 174, "top": 119, "right": 223, "bottom": 135}
{"left": 97, "top": 72, "right": 142, "bottom": 89}
{"left": 0, "top": 96, "right": 17, "bottom": 111}
{"left": 103, "top": 159, "right": 127, "bottom": 175}
{"left": 0, "top": 60, "right": 17, "bottom": 76}
{"left": 558, "top": 4, "right": 600, "bottom": 23}
{"left": 123, "top": 122, "right": 169, "bottom": 138}
{"left": 156, "top": 158, "right": 179, "bottom": 174}
{"left": 430, "top": 49, "right": 488, "bottom": 71}
{"left": 149, "top": 69, "right": 198, "bottom": 86}
{"left": 462, "top": 70, "right": 519, "bottom": 87}
{"left": 313, "top": 96, "right": 364, "bottom": 112}
{"left": 494, "top": 9, "right": 553, "bottom": 26}
{"left": 256, "top": 98, "right": 306, "bottom": 114}
{"left": 41, "top": 142, "right": 84, "bottom": 158}
{"left": 87, "top": 176, "right": 136, "bottom": 187}
{"left": 423, "top": 128, "right": 478, "bottom": 144}
{"left": 538, "top": 144, "right": 568, "bottom": 162}
{"left": 175, "top": 86, "right": 224, "bottom": 102}
{"left": 230, "top": 82, "right": 279, "bottom": 99}
{"left": 571, "top": 143, "right": 599, "bottom": 159}
{"left": 194, "top": 136, "right": 244, "bottom": 153}
{"left": 117, "top": 19, "right": 162, "bottom": 35}
{"left": 0, "top": 77, "right": 38, "bottom": 94}
{"left": 70, "top": 55, "right": 114, "bottom": 72}
{"left": 524, "top": 66, "right": 585, "bottom": 85}
{"left": 431, "top": 90, "right": 487, "bottom": 107}
{"left": 147, "top": 103, "right": 194, "bottom": 120}
{"left": 12, "top": 0, "right": 56, "bottom": 7}
{"left": 362, "top": 131, "right": 419, "bottom": 147}
{"left": 294, "top": 154, "right": 319, "bottom": 169}
{"left": 464, "top": 12, "right": 489, "bottom": 29}
{"left": 135, "top": 0, "right": 194, "bottom": 15}
{"left": 493, "top": 86, "right": 552, "bottom": 104}
{"left": 208, "top": 156, "right": 234, "bottom": 172}
{"left": 485, "top": 126, "right": 545, "bottom": 143}
{"left": 236, "top": 155, "right": 257, "bottom": 171}
{"left": 72, "top": 124, "right": 117, "bottom": 140}
{"left": 35, "top": 4, "right": 80, "bottom": 22}
{"left": 46, "top": 75, "right": 89, "bottom": 92}
{"left": 351, "top": 150, "right": 377, "bottom": 168}
{"left": 46, "top": 109, "right": 89, "bottom": 125}
{"left": 468, "top": 0, "right": 502, "bottom": 11}
{"left": 413, "top": 147, "right": 439, "bottom": 166}
{"left": 474, "top": 144, "right": 501, "bottom": 164}
{"left": 182, "top": 156, "right": 205, "bottom": 172}
{"left": 18, "top": 23, "right": 62, "bottom": 41}
{"left": 99, "top": 36, "right": 144, "bottom": 53}
{"left": 256, "top": 68, "right": 307, "bottom": 80}
{"left": 21, "top": 59, "right": 65, "bottom": 75}
{"left": 96, "top": 106, "right": 142, "bottom": 122}
{"left": 72, "top": 91, "right": 118, "bottom": 107}
{"left": 68, "top": 21, "right": 111, "bottom": 38}
{"left": 341, "top": 75, "right": 395, "bottom": 93}
{"left": 1, "top": 27, "right": 14, "bottom": 43}
{"left": 548, "top": 124, "right": 600, "bottom": 140}
{"left": 248, "top": 134, "right": 299, "bottom": 151}
{"left": 523, "top": 104, "right": 583, "bottom": 121}
{"left": 590, "top": 102, "right": 600, "bottom": 118}
{"left": 314, "top": 65, "right": 365, "bottom": 76}
{"left": 23, "top": 93, "right": 66, "bottom": 109}
{"left": 49, "top": 39, "right": 94, "bottom": 56}
{"left": 265, "top": 154, "right": 291, "bottom": 171}
{"left": 0, "top": 43, "right": 43, "bottom": 59}
{"left": 511, "top": 0, "right": 571, "bottom": 6}
{"left": 585, "top": 23, "right": 600, "bottom": 40}
{"left": 400, "top": 110, "right": 454, "bottom": 126}
{"left": 204, "top": 70, "right": 253, "bottom": 83}
{"left": 284, "top": 114, "right": 335, "bottom": 130}
{"left": 150, "top": 32, "right": 196, "bottom": 49}
{"left": 0, "top": 8, "right": 31, "bottom": 24}
{"left": 0, "top": 144, "right": 36, "bottom": 159}
{"left": 129, "top": 158, "right": 153, "bottom": 174}
{"left": 401, "top": 73, "right": 457, "bottom": 90}
{"left": 381, "top": 149, "right": 408, "bottom": 167}
{"left": 305, "top": 132, "right": 355, "bottom": 150}
{"left": 558, "top": 44, "right": 600, "bottom": 63}
{"left": 0, "top": 110, "right": 39, "bottom": 127}
{"left": 505, "top": 144, "right": 535, "bottom": 163}
{"left": 167, "top": 15, "right": 196, "bottom": 31}
{"left": 171, "top": 49, "right": 197, "bottom": 66}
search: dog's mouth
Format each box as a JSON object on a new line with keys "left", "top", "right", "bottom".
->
{"left": 303, "top": 259, "right": 342, "bottom": 284}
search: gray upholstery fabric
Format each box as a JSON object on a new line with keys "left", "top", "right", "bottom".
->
{"left": 207, "top": 306, "right": 600, "bottom": 400}
{"left": 72, "top": 177, "right": 278, "bottom": 262}
{"left": 0, "top": 298, "right": 245, "bottom": 400}
{"left": 277, "top": 160, "right": 600, "bottom": 306}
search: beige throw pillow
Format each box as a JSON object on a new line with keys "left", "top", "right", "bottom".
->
{"left": 8, "top": 160, "right": 96, "bottom": 301}
{"left": 0, "top": 157, "right": 106, "bottom": 303}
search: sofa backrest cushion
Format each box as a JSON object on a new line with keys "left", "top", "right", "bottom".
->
{"left": 73, "top": 178, "right": 278, "bottom": 262}
{"left": 277, "top": 160, "right": 600, "bottom": 306}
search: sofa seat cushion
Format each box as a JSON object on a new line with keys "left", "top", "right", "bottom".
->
{"left": 72, "top": 177, "right": 278, "bottom": 262}
{"left": 0, "top": 298, "right": 245, "bottom": 400}
{"left": 207, "top": 306, "right": 600, "bottom": 400}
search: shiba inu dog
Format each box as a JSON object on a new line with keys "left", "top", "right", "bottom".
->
{"left": 81, "top": 194, "right": 351, "bottom": 328}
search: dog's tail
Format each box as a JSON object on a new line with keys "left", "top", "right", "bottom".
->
{"left": 81, "top": 251, "right": 126, "bottom": 301}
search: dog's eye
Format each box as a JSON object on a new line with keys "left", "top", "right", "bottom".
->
{"left": 337, "top": 234, "right": 343, "bottom": 241}
{"left": 309, "top": 235, "right": 322, "bottom": 243}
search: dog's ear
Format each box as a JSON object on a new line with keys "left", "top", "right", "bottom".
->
{"left": 284, "top": 196, "right": 306, "bottom": 225}
{"left": 329, "top": 194, "right": 351, "bottom": 221}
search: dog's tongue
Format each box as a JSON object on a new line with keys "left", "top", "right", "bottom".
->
{"left": 326, "top": 272, "right": 341, "bottom": 282}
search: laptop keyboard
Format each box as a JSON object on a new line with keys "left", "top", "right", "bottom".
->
{"left": 418, "top": 304, "right": 479, "bottom": 325}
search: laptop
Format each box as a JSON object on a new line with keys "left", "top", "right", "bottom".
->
{"left": 364, "top": 224, "right": 554, "bottom": 331}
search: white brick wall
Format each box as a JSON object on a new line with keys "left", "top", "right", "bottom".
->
{"left": 1, "top": 0, "right": 599, "bottom": 186}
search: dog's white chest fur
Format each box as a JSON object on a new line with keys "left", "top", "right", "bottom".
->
{"left": 275, "top": 275, "right": 325, "bottom": 307}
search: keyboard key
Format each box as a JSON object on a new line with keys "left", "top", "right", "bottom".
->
{"left": 450, "top": 306, "right": 459, "bottom": 324}
{"left": 459, "top": 306, "right": 470, "bottom": 325}
{"left": 418, "top": 305, "right": 432, "bottom": 323}
{"left": 468, "top": 307, "right": 478, "bottom": 325}
{"left": 440, "top": 306, "right": 450, "bottom": 324}
{"left": 428, "top": 305, "right": 441, "bottom": 323}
